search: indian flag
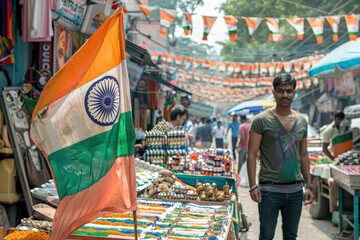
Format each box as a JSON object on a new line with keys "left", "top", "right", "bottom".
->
{"left": 326, "top": 15, "right": 341, "bottom": 42}
{"left": 344, "top": 14, "right": 360, "bottom": 41}
{"left": 30, "top": 6, "right": 137, "bottom": 240}
{"left": 307, "top": 17, "right": 325, "bottom": 44}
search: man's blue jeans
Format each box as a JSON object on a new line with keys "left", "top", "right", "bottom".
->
{"left": 258, "top": 190, "right": 304, "bottom": 240}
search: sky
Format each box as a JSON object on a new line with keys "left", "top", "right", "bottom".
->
{"left": 174, "top": 0, "right": 228, "bottom": 50}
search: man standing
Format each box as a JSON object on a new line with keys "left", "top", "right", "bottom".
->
{"left": 226, "top": 113, "right": 240, "bottom": 160}
{"left": 237, "top": 115, "right": 250, "bottom": 173}
{"left": 212, "top": 120, "right": 225, "bottom": 148}
{"left": 247, "top": 75, "right": 313, "bottom": 240}
{"left": 199, "top": 118, "right": 213, "bottom": 149}
{"left": 321, "top": 112, "right": 345, "bottom": 160}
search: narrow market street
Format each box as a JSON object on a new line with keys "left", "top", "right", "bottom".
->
{"left": 238, "top": 185, "right": 339, "bottom": 239}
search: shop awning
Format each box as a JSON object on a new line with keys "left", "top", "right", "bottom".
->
{"left": 143, "top": 73, "right": 192, "bottom": 96}
{"left": 125, "top": 40, "right": 161, "bottom": 73}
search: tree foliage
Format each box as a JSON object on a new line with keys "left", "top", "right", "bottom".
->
{"left": 219, "top": 0, "right": 360, "bottom": 62}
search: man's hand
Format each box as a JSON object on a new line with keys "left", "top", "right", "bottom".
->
{"left": 303, "top": 188, "right": 314, "bottom": 205}
{"left": 250, "top": 187, "right": 262, "bottom": 203}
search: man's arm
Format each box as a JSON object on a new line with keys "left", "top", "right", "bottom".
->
{"left": 300, "top": 137, "right": 314, "bottom": 205}
{"left": 238, "top": 126, "right": 245, "bottom": 149}
{"left": 247, "top": 131, "right": 262, "bottom": 202}
{"left": 322, "top": 142, "right": 334, "bottom": 160}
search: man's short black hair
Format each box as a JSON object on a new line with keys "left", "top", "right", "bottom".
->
{"left": 170, "top": 105, "right": 185, "bottom": 121}
{"left": 335, "top": 111, "right": 345, "bottom": 120}
{"left": 273, "top": 74, "right": 296, "bottom": 90}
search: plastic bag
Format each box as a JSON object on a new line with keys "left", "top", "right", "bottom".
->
{"left": 239, "top": 161, "right": 249, "bottom": 187}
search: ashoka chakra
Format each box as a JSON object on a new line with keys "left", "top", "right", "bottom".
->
{"left": 85, "top": 76, "right": 120, "bottom": 126}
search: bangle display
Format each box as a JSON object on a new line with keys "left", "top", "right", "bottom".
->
{"left": 249, "top": 184, "right": 259, "bottom": 192}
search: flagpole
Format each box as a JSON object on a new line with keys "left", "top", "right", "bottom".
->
{"left": 133, "top": 210, "right": 138, "bottom": 240}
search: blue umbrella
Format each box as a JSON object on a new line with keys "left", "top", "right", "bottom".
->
{"left": 308, "top": 38, "right": 360, "bottom": 78}
{"left": 226, "top": 100, "right": 276, "bottom": 116}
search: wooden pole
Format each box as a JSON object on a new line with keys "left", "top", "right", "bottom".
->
{"left": 133, "top": 210, "right": 138, "bottom": 240}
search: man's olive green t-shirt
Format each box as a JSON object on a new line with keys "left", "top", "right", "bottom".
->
{"left": 250, "top": 109, "right": 307, "bottom": 183}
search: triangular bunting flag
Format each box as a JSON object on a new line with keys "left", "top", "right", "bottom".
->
{"left": 286, "top": 17, "right": 304, "bottom": 40}
{"left": 344, "top": 14, "right": 360, "bottom": 41}
{"left": 326, "top": 15, "right": 341, "bottom": 42}
{"left": 223, "top": 16, "right": 238, "bottom": 41}
{"left": 244, "top": 17, "right": 262, "bottom": 43}
{"left": 138, "top": 5, "right": 157, "bottom": 17}
{"left": 160, "top": 8, "right": 177, "bottom": 36}
{"left": 307, "top": 17, "right": 325, "bottom": 44}
{"left": 202, "top": 16, "right": 217, "bottom": 40}
{"left": 182, "top": 13, "right": 193, "bottom": 35}
{"left": 265, "top": 18, "right": 282, "bottom": 42}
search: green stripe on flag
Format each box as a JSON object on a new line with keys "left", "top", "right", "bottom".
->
{"left": 49, "top": 111, "right": 135, "bottom": 198}
{"left": 229, "top": 30, "right": 237, "bottom": 35}
{"left": 332, "top": 131, "right": 353, "bottom": 145}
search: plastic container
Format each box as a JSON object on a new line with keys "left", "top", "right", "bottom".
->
{"left": 0, "top": 158, "right": 21, "bottom": 204}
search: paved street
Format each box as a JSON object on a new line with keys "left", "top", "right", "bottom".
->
{"left": 238, "top": 185, "right": 339, "bottom": 240}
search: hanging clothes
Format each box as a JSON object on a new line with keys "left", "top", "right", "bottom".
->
{"left": 0, "top": 0, "right": 15, "bottom": 65}
{"left": 20, "top": 0, "right": 56, "bottom": 42}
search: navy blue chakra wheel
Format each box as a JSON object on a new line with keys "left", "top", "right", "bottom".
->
{"left": 85, "top": 76, "right": 120, "bottom": 126}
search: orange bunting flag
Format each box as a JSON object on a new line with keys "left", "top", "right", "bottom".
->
{"left": 265, "top": 18, "right": 282, "bottom": 42}
{"left": 223, "top": 16, "right": 238, "bottom": 41}
{"left": 160, "top": 8, "right": 177, "bottom": 36}
{"left": 150, "top": 51, "right": 159, "bottom": 64}
{"left": 344, "top": 14, "right": 360, "bottom": 41}
{"left": 286, "top": 17, "right": 304, "bottom": 40}
{"left": 244, "top": 17, "right": 262, "bottom": 43}
{"left": 307, "top": 17, "right": 325, "bottom": 44}
{"left": 268, "top": 62, "right": 276, "bottom": 77}
{"left": 175, "top": 55, "right": 183, "bottom": 66}
{"left": 275, "top": 62, "right": 283, "bottom": 73}
{"left": 251, "top": 63, "right": 259, "bottom": 77}
{"left": 202, "top": 16, "right": 217, "bottom": 40}
{"left": 283, "top": 61, "right": 293, "bottom": 73}
{"left": 326, "top": 15, "right": 341, "bottom": 42}
{"left": 182, "top": 13, "right": 193, "bottom": 35}
{"left": 29, "top": 7, "right": 137, "bottom": 239}
{"left": 138, "top": 5, "right": 157, "bottom": 17}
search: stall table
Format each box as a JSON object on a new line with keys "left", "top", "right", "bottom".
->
{"left": 332, "top": 165, "right": 360, "bottom": 240}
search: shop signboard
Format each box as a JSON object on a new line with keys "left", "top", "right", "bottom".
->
{"left": 55, "top": 0, "right": 88, "bottom": 25}
{"left": 81, "top": 4, "right": 115, "bottom": 36}
{"left": 335, "top": 70, "right": 356, "bottom": 96}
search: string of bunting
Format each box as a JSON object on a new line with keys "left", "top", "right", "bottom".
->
{"left": 136, "top": 4, "right": 360, "bottom": 43}
{"left": 149, "top": 51, "right": 323, "bottom": 103}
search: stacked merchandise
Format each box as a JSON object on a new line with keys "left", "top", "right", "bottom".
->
{"left": 167, "top": 147, "right": 233, "bottom": 177}
{"left": 70, "top": 200, "right": 233, "bottom": 239}
{"left": 143, "top": 120, "right": 187, "bottom": 168}
{"left": 144, "top": 169, "right": 232, "bottom": 202}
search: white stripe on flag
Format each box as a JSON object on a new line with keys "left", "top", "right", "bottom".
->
{"left": 31, "top": 63, "right": 131, "bottom": 156}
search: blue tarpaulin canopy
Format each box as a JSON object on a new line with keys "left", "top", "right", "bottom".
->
{"left": 308, "top": 38, "right": 360, "bottom": 78}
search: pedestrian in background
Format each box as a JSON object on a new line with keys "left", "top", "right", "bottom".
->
{"left": 212, "top": 120, "right": 225, "bottom": 148}
{"left": 321, "top": 111, "right": 345, "bottom": 160}
{"left": 226, "top": 113, "right": 241, "bottom": 160}
{"left": 237, "top": 115, "right": 250, "bottom": 173}
{"left": 199, "top": 118, "right": 213, "bottom": 149}
{"left": 247, "top": 74, "right": 313, "bottom": 240}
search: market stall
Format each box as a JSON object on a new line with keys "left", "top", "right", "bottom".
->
{"left": 331, "top": 149, "right": 360, "bottom": 240}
